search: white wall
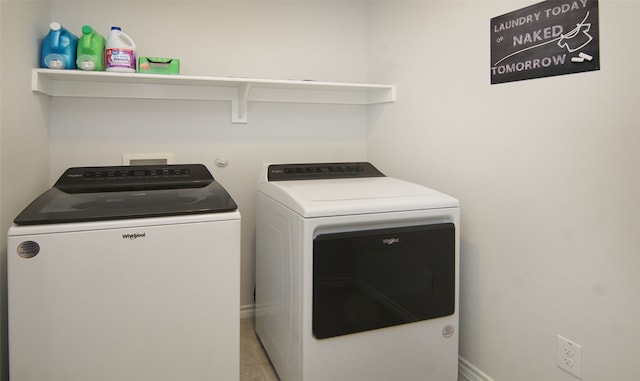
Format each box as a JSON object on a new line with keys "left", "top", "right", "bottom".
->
{"left": 48, "top": 1, "right": 371, "bottom": 315}
{"left": 3, "top": 1, "right": 639, "bottom": 380}
{"left": 367, "top": 1, "right": 640, "bottom": 380}
{"left": 0, "top": 1, "right": 51, "bottom": 380}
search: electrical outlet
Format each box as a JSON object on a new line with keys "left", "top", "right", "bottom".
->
{"left": 557, "top": 335, "right": 582, "bottom": 378}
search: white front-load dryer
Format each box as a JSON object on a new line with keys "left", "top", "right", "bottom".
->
{"left": 255, "top": 162, "right": 460, "bottom": 381}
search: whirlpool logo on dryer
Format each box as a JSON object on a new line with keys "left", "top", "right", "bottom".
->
{"left": 122, "top": 232, "right": 146, "bottom": 240}
{"left": 382, "top": 237, "right": 400, "bottom": 245}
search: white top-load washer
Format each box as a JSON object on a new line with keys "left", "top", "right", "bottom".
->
{"left": 255, "top": 162, "right": 460, "bottom": 381}
{"left": 8, "top": 164, "right": 241, "bottom": 381}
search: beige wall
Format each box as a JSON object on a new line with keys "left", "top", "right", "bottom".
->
{"left": 367, "top": 1, "right": 640, "bottom": 379}
{"left": 2, "top": 1, "right": 638, "bottom": 380}
{"left": 1, "top": 2, "right": 51, "bottom": 380}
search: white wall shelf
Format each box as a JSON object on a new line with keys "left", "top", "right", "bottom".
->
{"left": 32, "top": 69, "right": 396, "bottom": 123}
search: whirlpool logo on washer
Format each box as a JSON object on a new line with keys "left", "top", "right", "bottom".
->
{"left": 122, "top": 232, "right": 146, "bottom": 240}
{"left": 382, "top": 237, "right": 400, "bottom": 245}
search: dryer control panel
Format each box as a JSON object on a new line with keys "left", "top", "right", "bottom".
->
{"left": 268, "top": 162, "right": 385, "bottom": 181}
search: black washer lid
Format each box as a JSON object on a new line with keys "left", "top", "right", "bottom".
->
{"left": 13, "top": 164, "right": 238, "bottom": 225}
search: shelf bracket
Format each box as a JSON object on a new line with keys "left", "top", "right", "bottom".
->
{"left": 231, "top": 83, "right": 251, "bottom": 124}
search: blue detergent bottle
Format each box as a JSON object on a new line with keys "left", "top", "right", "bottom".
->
{"left": 41, "top": 22, "right": 79, "bottom": 69}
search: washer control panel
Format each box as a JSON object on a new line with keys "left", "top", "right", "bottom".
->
{"left": 55, "top": 164, "right": 214, "bottom": 192}
{"left": 268, "top": 162, "right": 385, "bottom": 181}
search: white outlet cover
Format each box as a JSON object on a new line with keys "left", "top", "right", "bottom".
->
{"left": 557, "top": 335, "right": 582, "bottom": 378}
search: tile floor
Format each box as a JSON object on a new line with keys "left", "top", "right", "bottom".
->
{"left": 240, "top": 318, "right": 279, "bottom": 381}
{"left": 239, "top": 318, "right": 465, "bottom": 381}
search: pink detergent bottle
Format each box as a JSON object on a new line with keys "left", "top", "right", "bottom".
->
{"left": 105, "top": 26, "right": 136, "bottom": 72}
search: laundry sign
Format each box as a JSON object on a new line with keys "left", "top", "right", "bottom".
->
{"left": 490, "top": 0, "right": 599, "bottom": 84}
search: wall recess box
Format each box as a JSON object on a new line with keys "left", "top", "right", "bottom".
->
{"left": 123, "top": 153, "right": 174, "bottom": 166}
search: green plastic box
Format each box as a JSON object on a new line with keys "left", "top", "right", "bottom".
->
{"left": 138, "top": 57, "right": 180, "bottom": 74}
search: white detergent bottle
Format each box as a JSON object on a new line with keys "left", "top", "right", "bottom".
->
{"left": 105, "top": 26, "right": 136, "bottom": 72}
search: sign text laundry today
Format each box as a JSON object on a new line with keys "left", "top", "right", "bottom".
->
{"left": 490, "top": 0, "right": 599, "bottom": 84}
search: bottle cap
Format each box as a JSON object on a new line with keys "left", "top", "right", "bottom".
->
{"left": 111, "top": 26, "right": 122, "bottom": 31}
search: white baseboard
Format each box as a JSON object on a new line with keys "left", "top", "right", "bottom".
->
{"left": 240, "top": 304, "right": 255, "bottom": 319}
{"left": 458, "top": 356, "right": 495, "bottom": 381}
